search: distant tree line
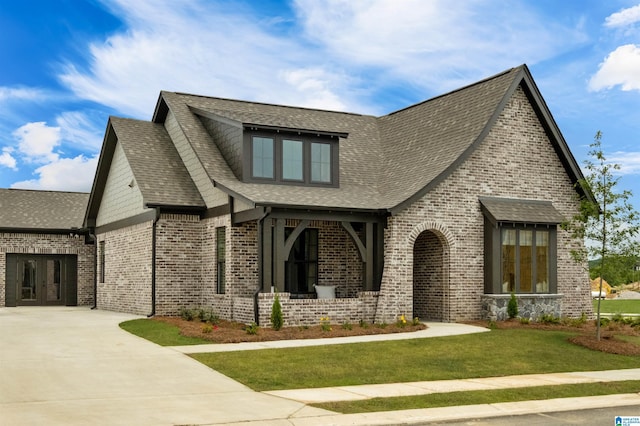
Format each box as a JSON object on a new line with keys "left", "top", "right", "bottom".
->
{"left": 589, "top": 255, "right": 640, "bottom": 285}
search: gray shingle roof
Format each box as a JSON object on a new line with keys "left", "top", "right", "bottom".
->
{"left": 0, "top": 188, "right": 88, "bottom": 230}
{"left": 479, "top": 196, "right": 565, "bottom": 225}
{"left": 110, "top": 118, "right": 205, "bottom": 208}
{"left": 156, "top": 68, "right": 521, "bottom": 211}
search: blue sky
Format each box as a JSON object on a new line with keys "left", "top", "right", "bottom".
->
{"left": 1, "top": 0, "right": 639, "bottom": 211}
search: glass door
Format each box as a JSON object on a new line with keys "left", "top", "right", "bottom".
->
{"left": 16, "top": 256, "right": 65, "bottom": 305}
{"left": 19, "top": 259, "right": 38, "bottom": 304}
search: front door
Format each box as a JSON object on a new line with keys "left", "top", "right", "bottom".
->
{"left": 14, "top": 256, "right": 66, "bottom": 306}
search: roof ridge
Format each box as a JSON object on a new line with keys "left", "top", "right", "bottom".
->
{"left": 384, "top": 65, "right": 524, "bottom": 117}
{"left": 0, "top": 188, "right": 89, "bottom": 195}
{"left": 166, "top": 91, "right": 368, "bottom": 117}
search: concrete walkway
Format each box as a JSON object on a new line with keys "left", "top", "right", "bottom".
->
{"left": 2, "top": 307, "right": 640, "bottom": 426}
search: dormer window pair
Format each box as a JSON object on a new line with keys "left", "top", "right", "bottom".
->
{"left": 246, "top": 129, "right": 340, "bottom": 187}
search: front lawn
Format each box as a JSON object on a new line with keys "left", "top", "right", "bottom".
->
{"left": 595, "top": 299, "right": 640, "bottom": 314}
{"left": 191, "top": 328, "right": 640, "bottom": 391}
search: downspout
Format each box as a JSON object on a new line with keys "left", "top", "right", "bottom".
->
{"left": 90, "top": 231, "right": 98, "bottom": 310}
{"left": 254, "top": 207, "right": 272, "bottom": 325}
{"left": 148, "top": 208, "right": 161, "bottom": 318}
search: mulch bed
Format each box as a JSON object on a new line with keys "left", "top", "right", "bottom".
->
{"left": 154, "top": 316, "right": 427, "bottom": 344}
{"left": 155, "top": 316, "right": 640, "bottom": 356}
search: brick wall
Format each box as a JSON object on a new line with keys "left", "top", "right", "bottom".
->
{"left": 376, "top": 86, "right": 591, "bottom": 323}
{"left": 0, "top": 232, "right": 95, "bottom": 306}
{"left": 97, "top": 221, "right": 153, "bottom": 315}
{"left": 254, "top": 291, "right": 380, "bottom": 327}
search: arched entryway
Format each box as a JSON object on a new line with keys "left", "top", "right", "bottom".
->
{"left": 412, "top": 229, "right": 450, "bottom": 321}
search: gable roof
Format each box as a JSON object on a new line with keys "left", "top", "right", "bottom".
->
{"left": 0, "top": 188, "right": 88, "bottom": 232}
{"left": 88, "top": 64, "right": 590, "bottom": 221}
{"left": 85, "top": 118, "right": 204, "bottom": 225}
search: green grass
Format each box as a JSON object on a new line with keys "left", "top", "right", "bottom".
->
{"left": 119, "top": 319, "right": 210, "bottom": 346}
{"left": 594, "top": 299, "right": 640, "bottom": 314}
{"left": 314, "top": 380, "right": 640, "bottom": 413}
{"left": 190, "top": 328, "right": 640, "bottom": 391}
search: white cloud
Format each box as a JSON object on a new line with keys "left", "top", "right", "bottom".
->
{"left": 605, "top": 4, "right": 640, "bottom": 28}
{"left": 56, "top": 111, "right": 104, "bottom": 150}
{"left": 0, "top": 147, "right": 17, "bottom": 170}
{"left": 608, "top": 151, "right": 640, "bottom": 175}
{"left": 589, "top": 44, "right": 640, "bottom": 92}
{"left": 12, "top": 122, "right": 61, "bottom": 163}
{"left": 57, "top": 0, "right": 355, "bottom": 116}
{"left": 0, "top": 86, "right": 44, "bottom": 102}
{"left": 11, "top": 155, "right": 98, "bottom": 192}
{"left": 292, "top": 0, "right": 589, "bottom": 91}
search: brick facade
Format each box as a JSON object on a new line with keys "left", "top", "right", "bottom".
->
{"left": 0, "top": 232, "right": 94, "bottom": 306}
{"left": 375, "top": 87, "right": 592, "bottom": 323}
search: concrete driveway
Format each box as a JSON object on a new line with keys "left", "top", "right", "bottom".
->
{"left": 0, "top": 307, "right": 326, "bottom": 426}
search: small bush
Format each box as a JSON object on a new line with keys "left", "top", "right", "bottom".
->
{"left": 597, "top": 317, "right": 610, "bottom": 327}
{"left": 198, "top": 308, "right": 220, "bottom": 324}
{"left": 201, "top": 323, "right": 213, "bottom": 334}
{"left": 179, "top": 307, "right": 196, "bottom": 321}
{"left": 519, "top": 317, "right": 530, "bottom": 325}
{"left": 341, "top": 322, "right": 353, "bottom": 330}
{"left": 539, "top": 314, "right": 561, "bottom": 325}
{"left": 320, "top": 316, "right": 332, "bottom": 332}
{"left": 487, "top": 320, "right": 498, "bottom": 330}
{"left": 359, "top": 319, "right": 369, "bottom": 329}
{"left": 507, "top": 293, "right": 518, "bottom": 319}
{"left": 244, "top": 322, "right": 259, "bottom": 335}
{"left": 376, "top": 322, "right": 388, "bottom": 329}
{"left": 271, "top": 293, "right": 284, "bottom": 331}
{"left": 412, "top": 317, "right": 421, "bottom": 326}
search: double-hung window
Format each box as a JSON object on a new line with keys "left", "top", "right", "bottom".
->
{"left": 501, "top": 227, "right": 551, "bottom": 293}
{"left": 246, "top": 130, "right": 340, "bottom": 186}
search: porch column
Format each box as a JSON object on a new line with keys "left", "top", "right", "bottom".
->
{"left": 262, "top": 218, "right": 273, "bottom": 292}
{"left": 274, "top": 218, "right": 286, "bottom": 292}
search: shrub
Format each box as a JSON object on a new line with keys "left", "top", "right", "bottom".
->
{"left": 245, "top": 322, "right": 259, "bottom": 335}
{"left": 519, "top": 317, "right": 530, "bottom": 325}
{"left": 198, "top": 308, "right": 220, "bottom": 324}
{"left": 596, "top": 317, "right": 610, "bottom": 327}
{"left": 179, "top": 307, "right": 196, "bottom": 321}
{"left": 320, "top": 317, "right": 332, "bottom": 332}
{"left": 341, "top": 322, "right": 353, "bottom": 330}
{"left": 270, "top": 293, "right": 284, "bottom": 331}
{"left": 359, "top": 319, "right": 369, "bottom": 329}
{"left": 507, "top": 293, "right": 518, "bottom": 319}
{"left": 540, "top": 314, "right": 561, "bottom": 325}
{"left": 412, "top": 317, "right": 421, "bottom": 326}
{"left": 487, "top": 320, "right": 498, "bottom": 330}
{"left": 201, "top": 324, "right": 213, "bottom": 334}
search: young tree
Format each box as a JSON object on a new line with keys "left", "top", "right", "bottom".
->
{"left": 564, "top": 131, "right": 640, "bottom": 340}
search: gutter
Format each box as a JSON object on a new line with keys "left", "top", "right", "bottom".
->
{"left": 148, "top": 208, "right": 161, "bottom": 318}
{"left": 254, "top": 207, "right": 272, "bottom": 325}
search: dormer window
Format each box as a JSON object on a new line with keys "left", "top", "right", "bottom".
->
{"left": 245, "top": 128, "right": 341, "bottom": 187}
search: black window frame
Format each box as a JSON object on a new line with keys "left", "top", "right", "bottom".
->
{"left": 99, "top": 240, "right": 105, "bottom": 284}
{"left": 216, "top": 227, "right": 226, "bottom": 294}
{"left": 484, "top": 220, "right": 557, "bottom": 294}
{"left": 244, "top": 130, "right": 340, "bottom": 187}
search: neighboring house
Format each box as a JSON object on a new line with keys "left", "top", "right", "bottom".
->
{"left": 81, "top": 64, "right": 594, "bottom": 325}
{"left": 0, "top": 189, "right": 94, "bottom": 307}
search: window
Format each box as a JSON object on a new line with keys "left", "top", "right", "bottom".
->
{"left": 285, "top": 228, "right": 318, "bottom": 296}
{"left": 500, "top": 227, "right": 551, "bottom": 293}
{"left": 246, "top": 131, "right": 339, "bottom": 186}
{"left": 216, "top": 227, "right": 226, "bottom": 294}
{"left": 311, "top": 142, "right": 331, "bottom": 183}
{"left": 99, "top": 241, "right": 105, "bottom": 284}
{"left": 252, "top": 136, "right": 274, "bottom": 179}
{"left": 282, "top": 139, "right": 303, "bottom": 181}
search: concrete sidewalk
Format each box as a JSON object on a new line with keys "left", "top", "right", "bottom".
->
{"left": 170, "top": 321, "right": 489, "bottom": 353}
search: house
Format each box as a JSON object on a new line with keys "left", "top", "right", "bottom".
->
{"left": 3, "top": 64, "right": 595, "bottom": 325}
{"left": 0, "top": 189, "right": 94, "bottom": 307}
